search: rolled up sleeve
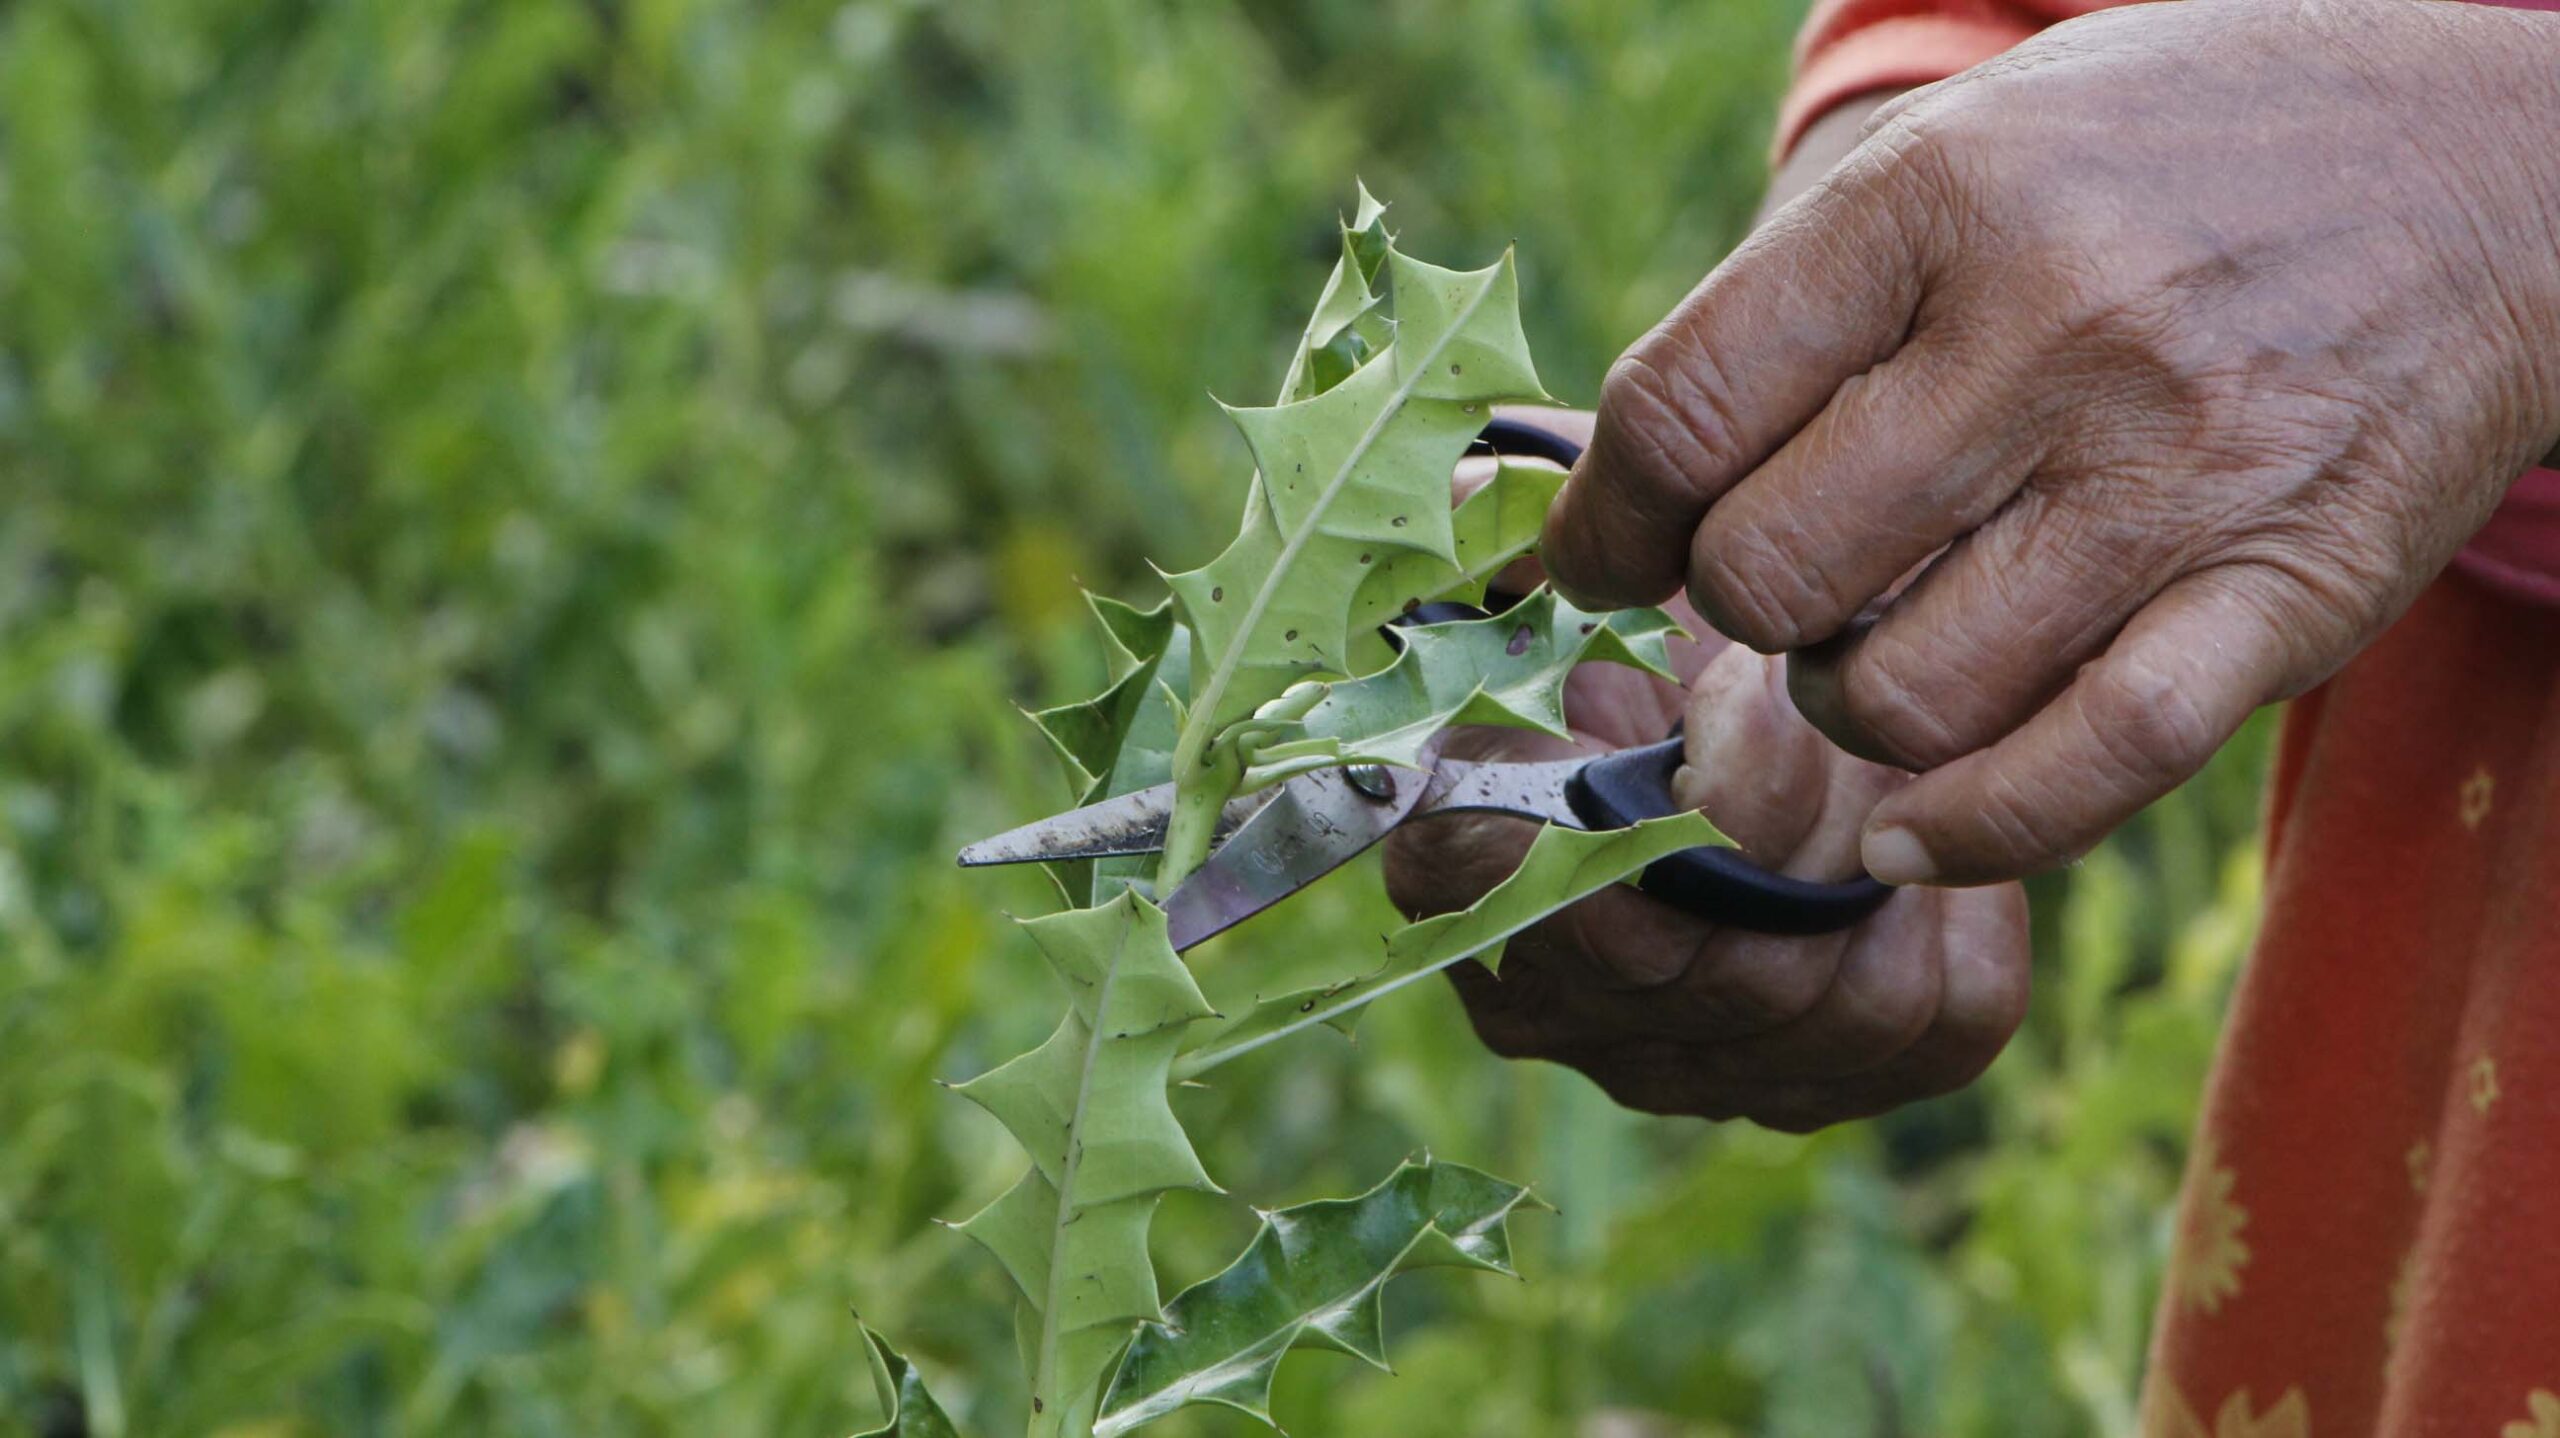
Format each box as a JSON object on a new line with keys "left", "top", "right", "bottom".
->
{"left": 1777, "top": 0, "right": 2133, "bottom": 159}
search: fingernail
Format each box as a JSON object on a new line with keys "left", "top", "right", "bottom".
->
{"left": 1862, "top": 825, "right": 1936, "bottom": 887}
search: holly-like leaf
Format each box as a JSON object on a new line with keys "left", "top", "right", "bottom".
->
{"left": 1167, "top": 243, "right": 1547, "bottom": 734}
{"left": 1093, "top": 1157, "right": 1543, "bottom": 1436}
{"left": 1280, "top": 183, "right": 1394, "bottom": 403}
{"left": 1026, "top": 595, "right": 1177, "bottom": 799}
{"left": 1154, "top": 237, "right": 1552, "bottom": 885}
{"left": 857, "top": 1322, "right": 967, "bottom": 1438}
{"left": 1173, "top": 810, "right": 1724, "bottom": 1080}
{"left": 949, "top": 894, "right": 1220, "bottom": 1433}
{"left": 1026, "top": 598, "right": 1193, "bottom": 904}
{"left": 950, "top": 194, "right": 1701, "bottom": 1438}
{"left": 1346, "top": 459, "right": 1565, "bottom": 631}
{"left": 1239, "top": 589, "right": 1683, "bottom": 784}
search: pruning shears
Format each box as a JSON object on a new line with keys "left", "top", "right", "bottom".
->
{"left": 956, "top": 419, "right": 1894, "bottom": 951}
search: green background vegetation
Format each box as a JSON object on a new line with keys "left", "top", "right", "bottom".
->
{"left": 0, "top": 0, "right": 2274, "bottom": 1433}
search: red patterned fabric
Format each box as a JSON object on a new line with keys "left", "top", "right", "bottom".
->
{"left": 1772, "top": 3, "right": 2560, "bottom": 1429}
{"left": 2143, "top": 575, "right": 2560, "bottom": 1435}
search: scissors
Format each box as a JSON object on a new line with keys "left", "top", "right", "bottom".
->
{"left": 956, "top": 419, "right": 1895, "bottom": 951}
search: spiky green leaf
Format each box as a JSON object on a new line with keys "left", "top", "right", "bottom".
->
{"left": 1093, "top": 1157, "right": 1542, "bottom": 1435}
{"left": 1385, "top": 250, "right": 1549, "bottom": 404}
{"left": 1174, "top": 810, "right": 1724, "bottom": 1079}
{"left": 950, "top": 893, "right": 1221, "bottom": 1431}
{"left": 1166, "top": 245, "right": 1551, "bottom": 742}
{"left": 1025, "top": 600, "right": 1194, "bottom": 905}
{"left": 1028, "top": 595, "right": 1177, "bottom": 798}
{"left": 1240, "top": 590, "right": 1683, "bottom": 782}
{"left": 955, "top": 1170, "right": 1166, "bottom": 1337}
{"left": 857, "top": 1323, "right": 966, "bottom": 1438}
{"left": 1281, "top": 183, "right": 1393, "bottom": 403}
{"left": 1347, "top": 459, "right": 1566, "bottom": 630}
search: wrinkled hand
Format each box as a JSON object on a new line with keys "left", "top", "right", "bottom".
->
{"left": 1546, "top": 0, "right": 2560, "bottom": 887}
{"left": 1383, "top": 414, "right": 2029, "bottom": 1130}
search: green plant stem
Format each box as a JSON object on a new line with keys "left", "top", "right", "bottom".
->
{"left": 1027, "top": 933, "right": 1127, "bottom": 1438}
{"left": 1154, "top": 732, "right": 1240, "bottom": 893}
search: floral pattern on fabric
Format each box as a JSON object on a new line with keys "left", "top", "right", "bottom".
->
{"left": 2135, "top": 576, "right": 2560, "bottom": 1434}
{"left": 2470, "top": 1054, "right": 2502, "bottom": 1116}
{"left": 2461, "top": 764, "right": 2496, "bottom": 830}
{"left": 2145, "top": 1385, "right": 2312, "bottom": 1438}
{"left": 2504, "top": 1391, "right": 2560, "bottom": 1438}
{"left": 2168, "top": 1134, "right": 2249, "bottom": 1317}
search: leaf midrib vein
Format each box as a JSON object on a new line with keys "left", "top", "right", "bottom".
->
{"left": 1170, "top": 815, "right": 1712, "bottom": 1079}
{"left": 1185, "top": 270, "right": 1496, "bottom": 751}
{"left": 1034, "top": 912, "right": 1135, "bottom": 1427}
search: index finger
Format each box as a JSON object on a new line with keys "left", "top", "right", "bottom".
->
{"left": 1542, "top": 146, "right": 1930, "bottom": 610}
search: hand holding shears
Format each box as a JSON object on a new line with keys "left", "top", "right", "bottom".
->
{"left": 963, "top": 414, "right": 2031, "bottom": 1130}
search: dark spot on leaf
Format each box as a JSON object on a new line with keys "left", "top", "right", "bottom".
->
{"left": 1211, "top": 586, "right": 1224, "bottom": 602}
{"left": 1301, "top": 1000, "right": 1317, "bottom": 1012}
{"left": 1450, "top": 363, "right": 1463, "bottom": 375}
{"left": 1402, "top": 598, "right": 1420, "bottom": 614}
{"left": 1507, "top": 625, "right": 1533, "bottom": 656}
{"left": 1579, "top": 622, "right": 1595, "bottom": 635}
{"left": 1034, "top": 1399, "right": 1045, "bottom": 1414}
{"left": 1391, "top": 515, "right": 1407, "bottom": 527}
{"left": 1284, "top": 629, "right": 1298, "bottom": 641}
{"left": 1359, "top": 553, "right": 1372, "bottom": 565}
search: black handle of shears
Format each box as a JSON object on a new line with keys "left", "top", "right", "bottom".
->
{"left": 1565, "top": 738, "right": 1894, "bottom": 935}
{"left": 1400, "top": 417, "right": 1896, "bottom": 937}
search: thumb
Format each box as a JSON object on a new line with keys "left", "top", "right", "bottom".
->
{"left": 1676, "top": 647, "right": 1905, "bottom": 882}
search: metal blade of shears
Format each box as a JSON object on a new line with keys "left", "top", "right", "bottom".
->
{"left": 1161, "top": 761, "right": 1433, "bottom": 950}
{"left": 957, "top": 744, "right": 1593, "bottom": 952}
{"left": 955, "top": 783, "right": 1280, "bottom": 867}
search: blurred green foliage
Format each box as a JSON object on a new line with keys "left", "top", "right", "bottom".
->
{"left": 0, "top": 0, "right": 2272, "bottom": 1433}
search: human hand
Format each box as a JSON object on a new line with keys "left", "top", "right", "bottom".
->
{"left": 1388, "top": 411, "right": 2029, "bottom": 1129}
{"left": 1545, "top": 0, "right": 2560, "bottom": 887}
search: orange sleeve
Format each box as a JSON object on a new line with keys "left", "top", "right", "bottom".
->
{"left": 1776, "top": 0, "right": 2138, "bottom": 160}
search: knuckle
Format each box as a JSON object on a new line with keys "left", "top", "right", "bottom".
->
{"left": 1687, "top": 516, "right": 1842, "bottom": 653}
{"left": 1849, "top": 102, "right": 1988, "bottom": 243}
{"left": 2216, "top": 502, "right": 2410, "bottom": 648}
{"left": 1670, "top": 939, "right": 1836, "bottom": 1036}
{"left": 1559, "top": 906, "right": 1687, "bottom": 988}
{"left": 1821, "top": 949, "right": 1941, "bottom": 1061}
{"left": 1971, "top": 760, "right": 2096, "bottom": 873}
{"left": 1380, "top": 830, "right": 1459, "bottom": 920}
{"left": 1838, "top": 638, "right": 1972, "bottom": 768}
{"left": 1600, "top": 345, "right": 1748, "bottom": 509}
{"left": 1382, "top": 812, "right": 1523, "bottom": 920}
{"left": 2072, "top": 644, "right": 2230, "bottom": 802}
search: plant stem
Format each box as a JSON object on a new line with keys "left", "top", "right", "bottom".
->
{"left": 1027, "top": 921, "right": 1138, "bottom": 1438}
{"left": 1154, "top": 731, "right": 1239, "bottom": 893}
{"left": 1156, "top": 269, "right": 1497, "bottom": 898}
